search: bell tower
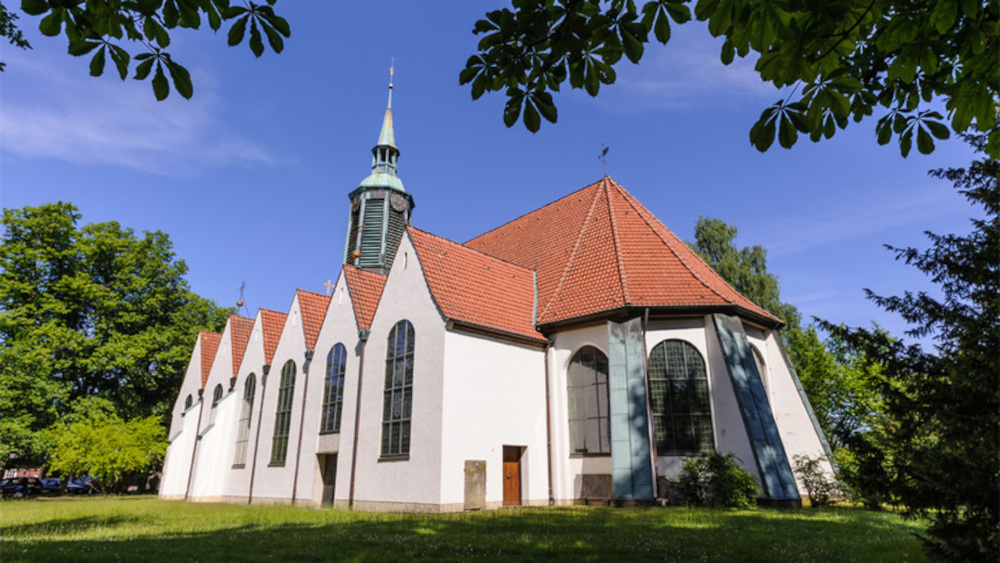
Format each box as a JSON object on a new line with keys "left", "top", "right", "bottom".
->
{"left": 343, "top": 66, "right": 414, "bottom": 274}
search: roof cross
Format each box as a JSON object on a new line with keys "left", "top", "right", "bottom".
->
{"left": 598, "top": 143, "right": 609, "bottom": 177}
{"left": 323, "top": 279, "right": 335, "bottom": 296}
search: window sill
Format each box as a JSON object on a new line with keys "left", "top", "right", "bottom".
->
{"left": 378, "top": 455, "right": 409, "bottom": 463}
{"left": 570, "top": 452, "right": 612, "bottom": 458}
{"left": 319, "top": 430, "right": 341, "bottom": 436}
{"left": 232, "top": 464, "right": 245, "bottom": 470}
{"left": 657, "top": 449, "right": 713, "bottom": 457}
{"left": 268, "top": 462, "right": 286, "bottom": 467}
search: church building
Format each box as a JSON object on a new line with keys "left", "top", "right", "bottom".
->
{"left": 159, "top": 79, "right": 833, "bottom": 511}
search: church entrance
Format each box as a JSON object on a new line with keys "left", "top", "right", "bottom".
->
{"left": 502, "top": 446, "right": 522, "bottom": 506}
{"left": 319, "top": 454, "right": 337, "bottom": 506}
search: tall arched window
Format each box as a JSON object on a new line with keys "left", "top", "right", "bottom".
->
{"left": 233, "top": 373, "right": 256, "bottom": 466}
{"left": 567, "top": 346, "right": 611, "bottom": 455}
{"left": 649, "top": 340, "right": 714, "bottom": 453}
{"left": 270, "top": 360, "right": 296, "bottom": 465}
{"left": 381, "top": 320, "right": 414, "bottom": 457}
{"left": 321, "top": 344, "right": 347, "bottom": 434}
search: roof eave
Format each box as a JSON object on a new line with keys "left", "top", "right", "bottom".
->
{"left": 446, "top": 319, "right": 548, "bottom": 347}
{"left": 537, "top": 304, "right": 783, "bottom": 333}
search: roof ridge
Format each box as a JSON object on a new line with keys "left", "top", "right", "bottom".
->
{"left": 464, "top": 178, "right": 608, "bottom": 245}
{"left": 539, "top": 181, "right": 605, "bottom": 322}
{"left": 603, "top": 178, "right": 631, "bottom": 305}
{"left": 412, "top": 226, "right": 536, "bottom": 274}
{"left": 613, "top": 184, "right": 738, "bottom": 306}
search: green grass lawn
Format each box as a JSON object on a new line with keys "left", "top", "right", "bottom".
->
{"left": 0, "top": 497, "right": 928, "bottom": 562}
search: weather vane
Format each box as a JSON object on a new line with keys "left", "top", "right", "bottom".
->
{"left": 598, "top": 143, "right": 610, "bottom": 177}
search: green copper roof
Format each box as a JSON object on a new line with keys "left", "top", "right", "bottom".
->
{"left": 359, "top": 80, "right": 404, "bottom": 192}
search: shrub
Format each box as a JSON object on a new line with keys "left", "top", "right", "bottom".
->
{"left": 792, "top": 454, "right": 841, "bottom": 507}
{"left": 677, "top": 452, "right": 759, "bottom": 509}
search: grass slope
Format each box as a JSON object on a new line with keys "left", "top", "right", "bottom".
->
{"left": 0, "top": 497, "right": 927, "bottom": 562}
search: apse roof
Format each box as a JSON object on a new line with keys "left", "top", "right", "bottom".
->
{"left": 464, "top": 177, "right": 781, "bottom": 328}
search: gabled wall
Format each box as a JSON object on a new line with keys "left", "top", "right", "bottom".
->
{"left": 220, "top": 315, "right": 269, "bottom": 502}
{"left": 160, "top": 336, "right": 208, "bottom": 500}
{"left": 350, "top": 232, "right": 448, "bottom": 511}
{"left": 248, "top": 297, "right": 310, "bottom": 503}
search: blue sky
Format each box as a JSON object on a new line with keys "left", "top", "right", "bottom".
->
{"left": 0, "top": 3, "right": 978, "bottom": 346}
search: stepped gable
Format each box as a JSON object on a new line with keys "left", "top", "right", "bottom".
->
{"left": 408, "top": 227, "right": 545, "bottom": 343}
{"left": 296, "top": 289, "right": 331, "bottom": 350}
{"left": 228, "top": 315, "right": 255, "bottom": 378}
{"left": 198, "top": 332, "right": 222, "bottom": 387}
{"left": 343, "top": 265, "right": 387, "bottom": 331}
{"left": 258, "top": 309, "right": 288, "bottom": 365}
{"left": 464, "top": 177, "right": 780, "bottom": 327}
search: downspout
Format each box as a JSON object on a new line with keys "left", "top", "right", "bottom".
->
{"left": 348, "top": 329, "right": 370, "bottom": 509}
{"left": 183, "top": 388, "right": 205, "bottom": 501}
{"left": 641, "top": 308, "right": 658, "bottom": 499}
{"left": 291, "top": 349, "right": 315, "bottom": 503}
{"left": 544, "top": 341, "right": 555, "bottom": 506}
{"left": 247, "top": 364, "right": 271, "bottom": 504}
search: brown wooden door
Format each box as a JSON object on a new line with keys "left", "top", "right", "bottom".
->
{"left": 503, "top": 446, "right": 521, "bottom": 506}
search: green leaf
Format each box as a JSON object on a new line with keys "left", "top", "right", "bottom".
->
{"left": 749, "top": 115, "right": 776, "bottom": 152}
{"left": 227, "top": 15, "right": 247, "bottom": 46}
{"left": 68, "top": 40, "right": 102, "bottom": 56}
{"left": 109, "top": 45, "right": 130, "bottom": 80}
{"left": 916, "top": 126, "right": 934, "bottom": 154}
{"left": 163, "top": 0, "right": 180, "bottom": 28}
{"left": 503, "top": 92, "right": 522, "bottom": 128}
{"left": 533, "top": 91, "right": 558, "bottom": 123}
{"left": 778, "top": 114, "right": 798, "bottom": 148}
{"left": 925, "top": 120, "right": 950, "bottom": 140}
{"left": 206, "top": 2, "right": 222, "bottom": 31}
{"left": 262, "top": 22, "right": 284, "bottom": 53}
{"left": 21, "top": 0, "right": 49, "bottom": 16}
{"left": 523, "top": 99, "right": 541, "bottom": 132}
{"left": 262, "top": 12, "right": 290, "bottom": 36}
{"left": 152, "top": 63, "right": 169, "bottom": 101}
{"left": 167, "top": 61, "right": 193, "bottom": 99}
{"left": 39, "top": 9, "right": 62, "bottom": 36}
{"left": 621, "top": 27, "right": 643, "bottom": 63}
{"left": 720, "top": 38, "right": 734, "bottom": 65}
{"left": 665, "top": 2, "right": 691, "bottom": 24}
{"left": 876, "top": 116, "right": 893, "bottom": 145}
{"left": 248, "top": 19, "right": 263, "bottom": 57}
{"left": 654, "top": 9, "right": 671, "bottom": 43}
{"left": 89, "top": 46, "right": 106, "bottom": 77}
{"left": 899, "top": 130, "right": 912, "bottom": 157}
{"left": 134, "top": 58, "right": 155, "bottom": 80}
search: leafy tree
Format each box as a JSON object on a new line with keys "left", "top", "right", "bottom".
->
{"left": 44, "top": 396, "right": 167, "bottom": 494}
{"left": 823, "top": 135, "right": 999, "bottom": 560}
{"left": 0, "top": 202, "right": 230, "bottom": 472}
{"left": 1, "top": 0, "right": 289, "bottom": 100}
{"left": 689, "top": 215, "right": 800, "bottom": 329}
{"left": 461, "top": 0, "right": 999, "bottom": 158}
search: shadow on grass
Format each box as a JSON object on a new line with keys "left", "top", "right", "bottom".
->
{"left": 1, "top": 505, "right": 928, "bottom": 563}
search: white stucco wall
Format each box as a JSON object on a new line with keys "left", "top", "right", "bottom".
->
{"left": 248, "top": 296, "right": 309, "bottom": 503}
{"left": 439, "top": 330, "right": 547, "bottom": 508}
{"left": 548, "top": 323, "right": 612, "bottom": 502}
{"left": 350, "top": 233, "right": 448, "bottom": 510}
{"left": 161, "top": 337, "right": 208, "bottom": 500}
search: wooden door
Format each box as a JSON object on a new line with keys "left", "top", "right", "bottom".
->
{"left": 502, "top": 446, "right": 521, "bottom": 506}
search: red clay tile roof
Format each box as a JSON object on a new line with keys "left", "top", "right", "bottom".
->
{"left": 259, "top": 309, "right": 288, "bottom": 365}
{"left": 343, "top": 265, "right": 387, "bottom": 331}
{"left": 228, "top": 315, "right": 255, "bottom": 378}
{"left": 296, "top": 289, "right": 331, "bottom": 350}
{"left": 198, "top": 332, "right": 221, "bottom": 387}
{"left": 464, "top": 177, "right": 780, "bottom": 327}
{"left": 408, "top": 227, "right": 545, "bottom": 342}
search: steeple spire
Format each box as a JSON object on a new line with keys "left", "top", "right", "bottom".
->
{"left": 343, "top": 64, "right": 414, "bottom": 273}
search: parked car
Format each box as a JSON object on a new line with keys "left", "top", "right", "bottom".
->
{"left": 41, "top": 478, "right": 61, "bottom": 495}
{"left": 1, "top": 477, "right": 44, "bottom": 498}
{"left": 66, "top": 477, "right": 96, "bottom": 495}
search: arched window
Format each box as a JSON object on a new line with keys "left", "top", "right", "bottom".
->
{"left": 270, "top": 360, "right": 296, "bottom": 465}
{"left": 381, "top": 320, "right": 414, "bottom": 457}
{"left": 209, "top": 384, "right": 224, "bottom": 425}
{"left": 184, "top": 394, "right": 193, "bottom": 411}
{"left": 233, "top": 373, "right": 256, "bottom": 466}
{"left": 320, "top": 344, "right": 347, "bottom": 434}
{"left": 567, "top": 346, "right": 611, "bottom": 455}
{"left": 649, "top": 340, "right": 714, "bottom": 453}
